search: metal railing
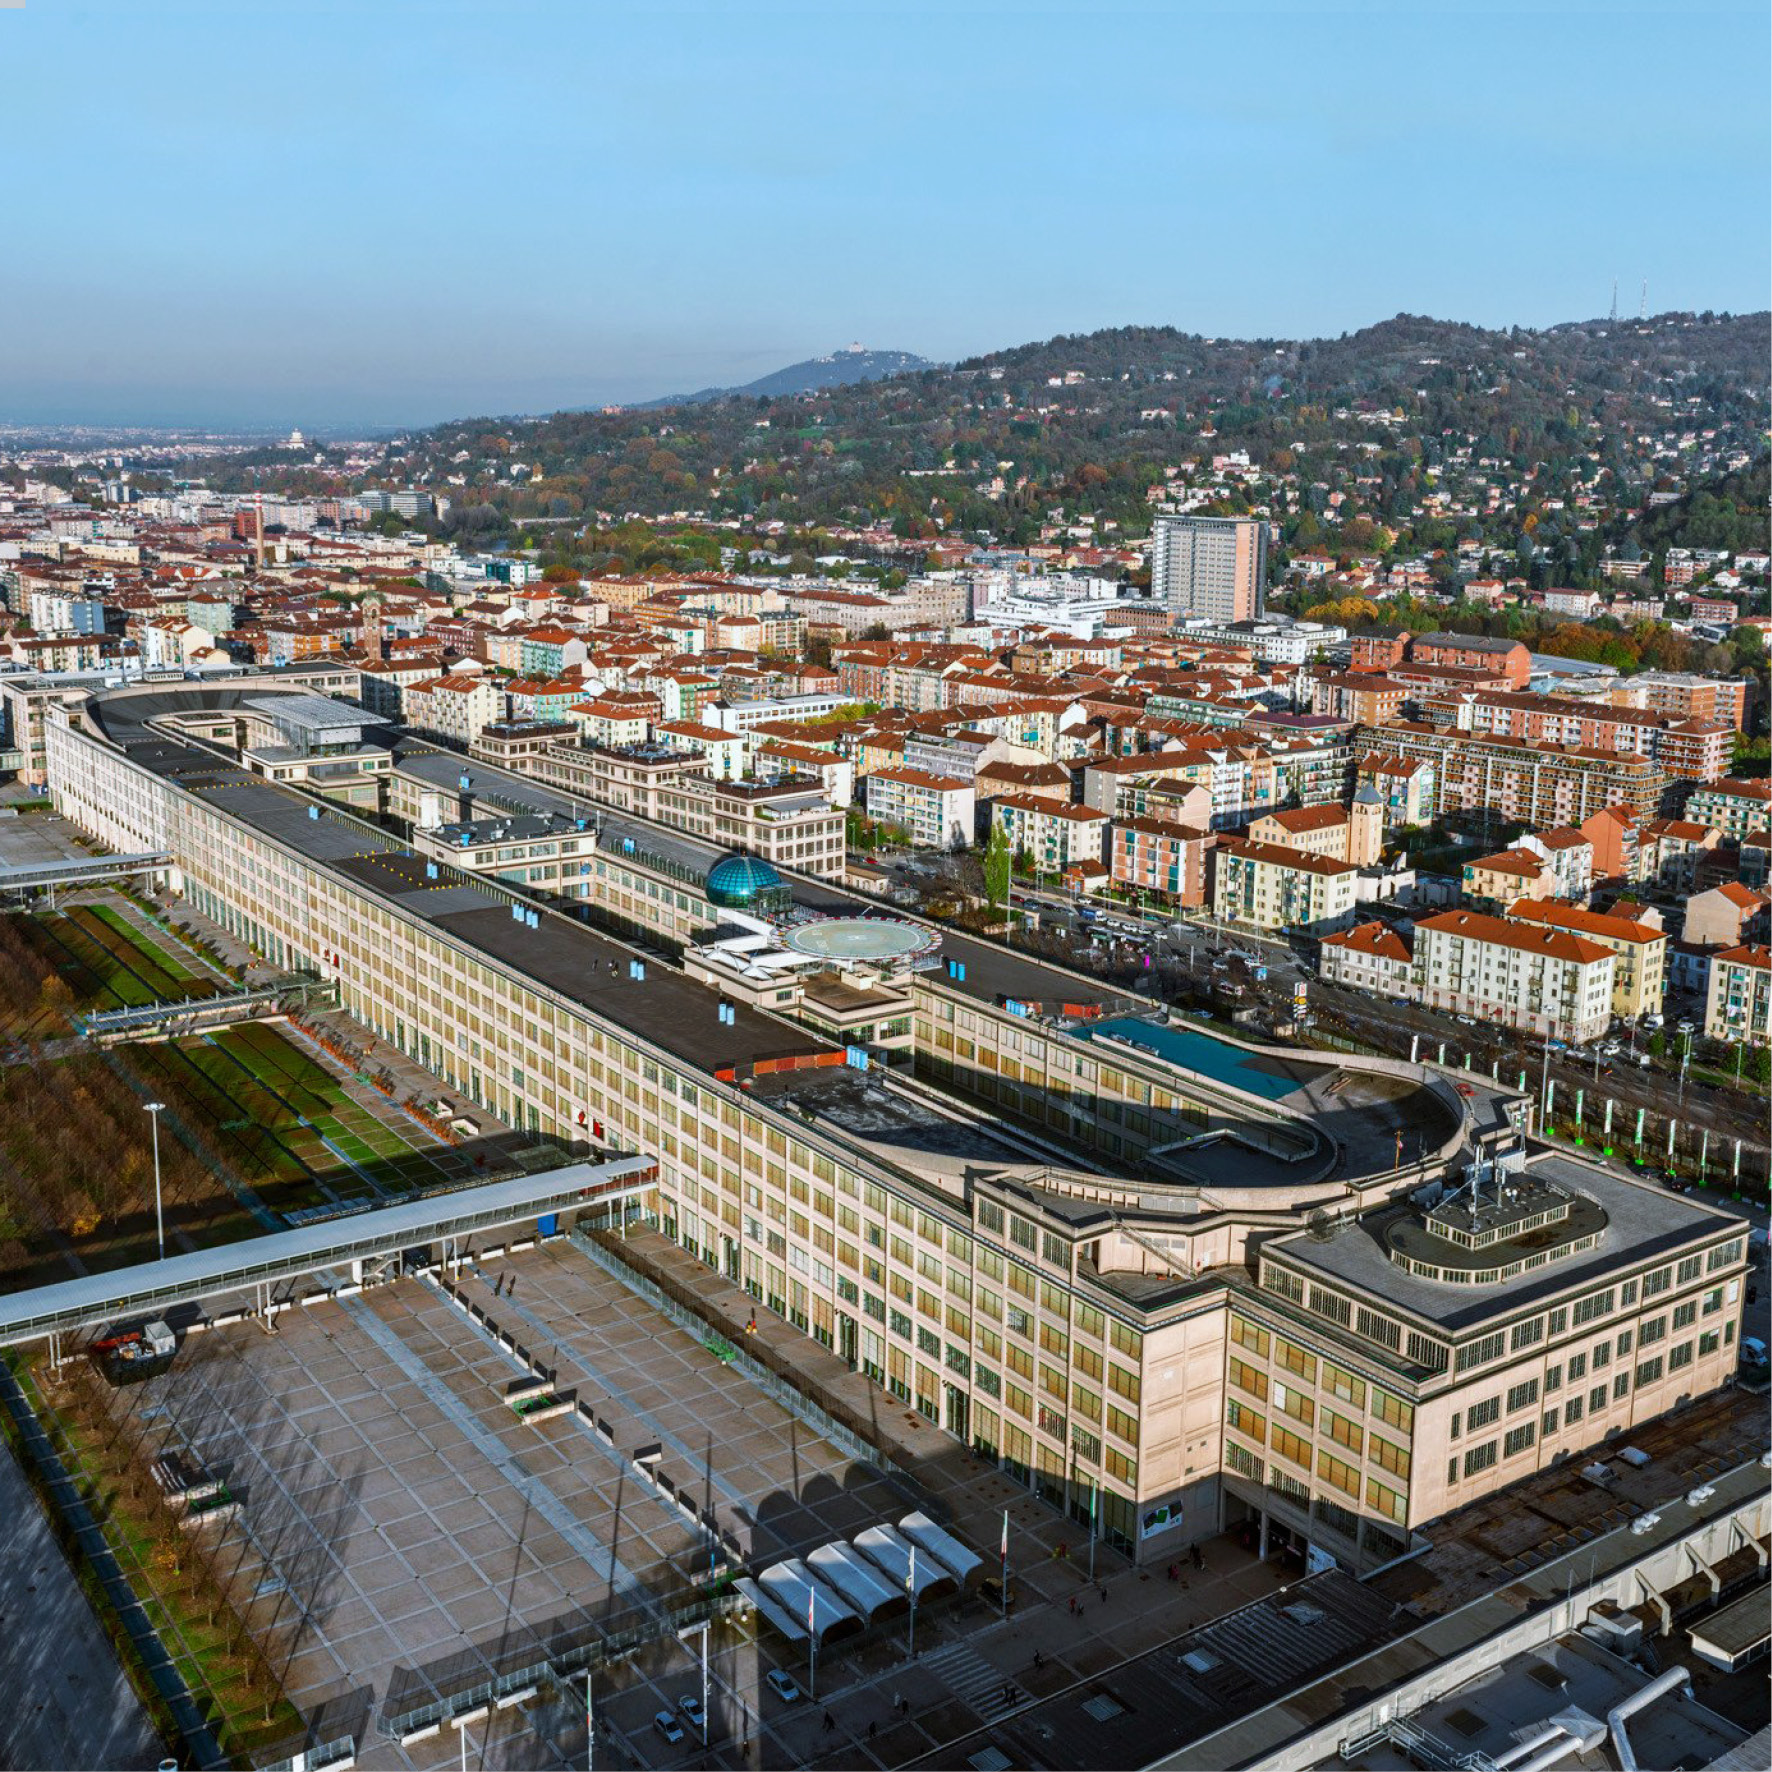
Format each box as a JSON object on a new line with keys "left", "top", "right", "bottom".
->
{"left": 378, "top": 1590, "right": 742, "bottom": 1741}
{"left": 1338, "top": 1715, "right": 1498, "bottom": 1770}
{"left": 249, "top": 1731, "right": 357, "bottom": 1772}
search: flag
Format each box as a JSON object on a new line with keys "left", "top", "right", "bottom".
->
{"left": 907, "top": 1543, "right": 916, "bottom": 1595}
{"left": 1000, "top": 1508, "right": 1009, "bottom": 1565}
{"left": 807, "top": 1583, "right": 815, "bottom": 1636}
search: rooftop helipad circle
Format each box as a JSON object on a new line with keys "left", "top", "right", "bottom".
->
{"left": 782, "top": 917, "right": 934, "bottom": 963}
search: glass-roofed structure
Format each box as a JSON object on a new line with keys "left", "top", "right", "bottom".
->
{"left": 705, "top": 851, "right": 790, "bottom": 914}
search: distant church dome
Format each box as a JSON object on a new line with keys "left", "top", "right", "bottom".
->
{"left": 706, "top": 852, "right": 784, "bottom": 909}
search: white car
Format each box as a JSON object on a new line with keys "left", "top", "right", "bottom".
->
{"left": 765, "top": 1669, "right": 801, "bottom": 1702}
{"left": 653, "top": 1711, "right": 685, "bottom": 1746}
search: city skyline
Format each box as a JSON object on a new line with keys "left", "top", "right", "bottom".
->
{"left": 1, "top": 0, "right": 1766, "bottom": 429}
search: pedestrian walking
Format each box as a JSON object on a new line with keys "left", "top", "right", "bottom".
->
{"left": 1099, "top": 1584, "right": 1107, "bottom": 1603}
{"left": 823, "top": 1710, "right": 834, "bottom": 1733}
{"left": 867, "top": 1720, "right": 877, "bottom": 1742}
{"left": 1067, "top": 1594, "right": 1075, "bottom": 1616}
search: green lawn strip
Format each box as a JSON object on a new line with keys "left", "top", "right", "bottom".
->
{"left": 168, "top": 1043, "right": 296, "bottom": 1136}
{"left": 54, "top": 917, "right": 158, "bottom": 1008}
{"left": 139, "top": 1045, "right": 313, "bottom": 1188}
{"left": 26, "top": 1377, "right": 302, "bottom": 1759}
{"left": 215, "top": 1032, "right": 345, "bottom": 1122}
{"left": 65, "top": 907, "right": 189, "bottom": 1003}
{"left": 86, "top": 905, "right": 218, "bottom": 994}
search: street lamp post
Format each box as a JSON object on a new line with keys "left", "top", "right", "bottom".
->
{"left": 673, "top": 1623, "right": 708, "bottom": 1750}
{"left": 144, "top": 1101, "right": 167, "bottom": 1260}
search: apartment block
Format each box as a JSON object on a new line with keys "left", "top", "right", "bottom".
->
{"left": 1412, "top": 910, "right": 1615, "bottom": 1044}
{"left": 993, "top": 793, "right": 1109, "bottom": 872}
{"left": 865, "top": 767, "right": 975, "bottom": 851}
{"left": 1371, "top": 724, "right": 1663, "bottom": 830}
{"left": 1704, "top": 945, "right": 1770, "bottom": 1046}
{"left": 1686, "top": 777, "right": 1772, "bottom": 843}
{"left": 400, "top": 674, "right": 505, "bottom": 747}
{"left": 1318, "top": 921, "right": 1412, "bottom": 998}
{"left": 1406, "top": 632, "right": 1530, "bottom": 689}
{"left": 1504, "top": 901, "right": 1668, "bottom": 1022}
{"left": 1607, "top": 673, "right": 1749, "bottom": 730}
{"left": 1420, "top": 690, "right": 1732, "bottom": 784}
{"left": 1109, "top": 818, "right": 1212, "bottom": 905}
{"left": 1150, "top": 515, "right": 1267, "bottom": 623}
{"left": 1213, "top": 838, "right": 1359, "bottom": 934}
{"left": 1356, "top": 753, "right": 1435, "bottom": 832}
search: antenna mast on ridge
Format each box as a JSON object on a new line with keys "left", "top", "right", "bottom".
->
{"left": 1608, "top": 278, "right": 1618, "bottom": 324}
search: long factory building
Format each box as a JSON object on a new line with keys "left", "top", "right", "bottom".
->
{"left": 43, "top": 676, "right": 1752, "bottom": 1574}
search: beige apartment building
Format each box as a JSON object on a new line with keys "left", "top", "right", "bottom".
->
{"left": 470, "top": 725, "right": 847, "bottom": 878}
{"left": 400, "top": 674, "right": 504, "bottom": 747}
{"left": 1213, "top": 837, "right": 1359, "bottom": 934}
{"left": 1150, "top": 515, "right": 1268, "bottom": 622}
{"left": 42, "top": 678, "right": 1749, "bottom": 1578}
{"left": 992, "top": 793, "right": 1109, "bottom": 872}
{"left": 1504, "top": 900, "right": 1667, "bottom": 1022}
{"left": 1412, "top": 910, "right": 1615, "bottom": 1044}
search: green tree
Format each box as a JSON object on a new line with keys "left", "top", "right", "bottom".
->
{"left": 982, "top": 822, "right": 1012, "bottom": 912}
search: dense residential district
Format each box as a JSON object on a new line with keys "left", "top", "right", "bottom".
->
{"left": 0, "top": 394, "right": 1767, "bottom": 1772}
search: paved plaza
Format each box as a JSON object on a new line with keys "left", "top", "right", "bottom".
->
{"left": 82, "top": 1231, "right": 1286, "bottom": 1769}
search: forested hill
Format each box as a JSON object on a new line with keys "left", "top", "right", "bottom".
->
{"left": 213, "top": 311, "right": 1770, "bottom": 555}
{"left": 635, "top": 347, "right": 932, "bottom": 407}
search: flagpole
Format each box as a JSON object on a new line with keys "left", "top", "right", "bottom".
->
{"left": 586, "top": 1668, "right": 594, "bottom": 1772}
{"left": 808, "top": 1584, "right": 818, "bottom": 1702}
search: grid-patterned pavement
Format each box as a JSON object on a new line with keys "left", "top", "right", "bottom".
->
{"left": 106, "top": 1240, "right": 914, "bottom": 1768}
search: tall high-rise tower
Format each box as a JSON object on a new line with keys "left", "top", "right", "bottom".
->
{"left": 1149, "top": 515, "right": 1268, "bottom": 623}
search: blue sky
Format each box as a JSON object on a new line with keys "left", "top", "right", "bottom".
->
{"left": 3, "top": 1, "right": 1766, "bottom": 430}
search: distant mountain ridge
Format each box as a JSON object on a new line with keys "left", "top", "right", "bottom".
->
{"left": 636, "top": 344, "right": 933, "bottom": 407}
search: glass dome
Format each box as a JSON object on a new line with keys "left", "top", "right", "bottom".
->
{"left": 705, "top": 851, "right": 786, "bottom": 909}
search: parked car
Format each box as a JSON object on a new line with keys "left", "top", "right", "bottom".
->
{"left": 1739, "top": 1336, "right": 1769, "bottom": 1379}
{"left": 654, "top": 1711, "right": 685, "bottom": 1746}
{"left": 678, "top": 1695, "right": 705, "bottom": 1729}
{"left": 765, "top": 1669, "right": 801, "bottom": 1702}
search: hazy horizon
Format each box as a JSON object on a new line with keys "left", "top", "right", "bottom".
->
{"left": 4, "top": 1, "right": 1767, "bottom": 433}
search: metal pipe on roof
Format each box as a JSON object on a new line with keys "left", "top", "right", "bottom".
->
{"left": 1607, "top": 1667, "right": 1692, "bottom": 1772}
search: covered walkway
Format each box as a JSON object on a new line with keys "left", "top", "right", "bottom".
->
{"left": 0, "top": 1156, "right": 656, "bottom": 1350}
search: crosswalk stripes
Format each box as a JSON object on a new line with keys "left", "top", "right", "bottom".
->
{"left": 919, "top": 1642, "right": 1025, "bottom": 1718}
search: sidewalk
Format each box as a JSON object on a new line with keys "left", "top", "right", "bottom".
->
{"left": 589, "top": 1224, "right": 1290, "bottom": 1769}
